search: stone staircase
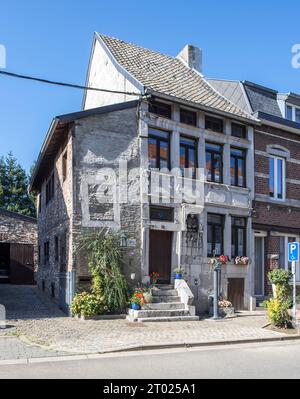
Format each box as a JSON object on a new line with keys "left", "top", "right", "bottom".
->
{"left": 127, "top": 284, "right": 199, "bottom": 322}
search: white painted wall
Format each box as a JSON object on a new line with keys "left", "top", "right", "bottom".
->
{"left": 83, "top": 38, "right": 142, "bottom": 110}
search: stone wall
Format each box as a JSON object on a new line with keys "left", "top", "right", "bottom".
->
{"left": 36, "top": 130, "right": 74, "bottom": 303}
{"left": 72, "top": 106, "right": 142, "bottom": 291}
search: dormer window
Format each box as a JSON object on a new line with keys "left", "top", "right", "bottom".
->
{"left": 286, "top": 104, "right": 300, "bottom": 123}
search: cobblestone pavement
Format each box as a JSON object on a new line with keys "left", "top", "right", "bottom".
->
{"left": 0, "top": 284, "right": 297, "bottom": 357}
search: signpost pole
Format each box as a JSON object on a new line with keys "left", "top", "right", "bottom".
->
{"left": 292, "top": 261, "right": 297, "bottom": 327}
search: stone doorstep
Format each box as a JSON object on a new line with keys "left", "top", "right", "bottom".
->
{"left": 152, "top": 289, "right": 178, "bottom": 297}
{"left": 142, "top": 302, "right": 185, "bottom": 310}
{"left": 152, "top": 296, "right": 181, "bottom": 303}
{"left": 130, "top": 309, "right": 190, "bottom": 318}
{"left": 130, "top": 316, "right": 200, "bottom": 323}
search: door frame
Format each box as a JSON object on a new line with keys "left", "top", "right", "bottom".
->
{"left": 254, "top": 234, "right": 266, "bottom": 297}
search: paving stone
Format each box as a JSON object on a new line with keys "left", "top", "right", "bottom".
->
{"left": 0, "top": 284, "right": 292, "bottom": 357}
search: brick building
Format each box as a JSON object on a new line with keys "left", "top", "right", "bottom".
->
{"left": 0, "top": 208, "right": 37, "bottom": 284}
{"left": 209, "top": 79, "right": 300, "bottom": 299}
{"left": 30, "top": 34, "right": 259, "bottom": 315}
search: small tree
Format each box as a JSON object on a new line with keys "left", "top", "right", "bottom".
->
{"left": 264, "top": 269, "right": 292, "bottom": 328}
{"left": 79, "top": 229, "right": 128, "bottom": 312}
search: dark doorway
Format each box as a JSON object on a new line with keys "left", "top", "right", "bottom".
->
{"left": 149, "top": 230, "right": 172, "bottom": 284}
{"left": 228, "top": 278, "right": 245, "bottom": 310}
{"left": 10, "top": 243, "right": 34, "bottom": 285}
{"left": 0, "top": 243, "right": 10, "bottom": 283}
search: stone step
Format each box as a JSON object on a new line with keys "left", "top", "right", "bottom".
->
{"left": 156, "top": 285, "right": 174, "bottom": 290}
{"left": 131, "top": 309, "right": 189, "bottom": 318}
{"left": 142, "top": 302, "right": 185, "bottom": 311}
{"left": 136, "top": 316, "right": 199, "bottom": 323}
{"left": 152, "top": 289, "right": 178, "bottom": 297}
{"left": 152, "top": 295, "right": 181, "bottom": 303}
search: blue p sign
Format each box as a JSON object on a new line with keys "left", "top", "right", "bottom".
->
{"left": 288, "top": 242, "right": 299, "bottom": 262}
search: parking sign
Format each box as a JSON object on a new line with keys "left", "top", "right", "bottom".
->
{"left": 288, "top": 242, "right": 299, "bottom": 262}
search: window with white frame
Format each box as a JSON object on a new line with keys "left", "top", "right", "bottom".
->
{"left": 269, "top": 156, "right": 285, "bottom": 200}
{"left": 286, "top": 104, "right": 300, "bottom": 123}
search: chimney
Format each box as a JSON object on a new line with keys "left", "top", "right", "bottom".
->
{"left": 177, "top": 44, "right": 202, "bottom": 74}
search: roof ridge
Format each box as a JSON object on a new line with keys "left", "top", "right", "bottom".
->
{"left": 99, "top": 33, "right": 177, "bottom": 62}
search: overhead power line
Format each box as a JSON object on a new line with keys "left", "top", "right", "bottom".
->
{"left": 0, "top": 70, "right": 142, "bottom": 97}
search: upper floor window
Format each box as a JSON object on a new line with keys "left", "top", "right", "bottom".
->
{"left": 46, "top": 173, "right": 55, "bottom": 205}
{"left": 207, "top": 213, "right": 224, "bottom": 257}
{"left": 44, "top": 241, "right": 49, "bottom": 265}
{"left": 149, "top": 101, "right": 171, "bottom": 119}
{"left": 205, "top": 143, "right": 223, "bottom": 183}
{"left": 231, "top": 217, "right": 247, "bottom": 257}
{"left": 148, "top": 128, "right": 170, "bottom": 169}
{"left": 55, "top": 236, "right": 59, "bottom": 262}
{"left": 230, "top": 148, "right": 246, "bottom": 187}
{"left": 269, "top": 156, "right": 285, "bottom": 200}
{"left": 180, "top": 108, "right": 197, "bottom": 126}
{"left": 286, "top": 104, "right": 300, "bottom": 123}
{"left": 205, "top": 115, "right": 223, "bottom": 133}
{"left": 180, "top": 136, "right": 197, "bottom": 178}
{"left": 62, "top": 151, "right": 67, "bottom": 182}
{"left": 231, "top": 123, "right": 246, "bottom": 139}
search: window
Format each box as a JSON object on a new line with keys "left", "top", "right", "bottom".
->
{"left": 148, "top": 128, "right": 170, "bottom": 169}
{"left": 38, "top": 192, "right": 42, "bottom": 213}
{"left": 230, "top": 148, "right": 246, "bottom": 187}
{"left": 286, "top": 104, "right": 300, "bottom": 123}
{"left": 38, "top": 245, "right": 41, "bottom": 264}
{"left": 286, "top": 105, "right": 293, "bottom": 121}
{"left": 60, "top": 233, "right": 67, "bottom": 272}
{"left": 44, "top": 241, "right": 49, "bottom": 264}
{"left": 296, "top": 108, "right": 300, "bottom": 123}
{"left": 46, "top": 173, "right": 55, "bottom": 205}
{"left": 149, "top": 101, "right": 171, "bottom": 119}
{"left": 207, "top": 214, "right": 224, "bottom": 257}
{"left": 205, "top": 115, "right": 223, "bottom": 133}
{"left": 62, "top": 151, "right": 67, "bottom": 182}
{"left": 231, "top": 217, "right": 247, "bottom": 257}
{"left": 55, "top": 236, "right": 59, "bottom": 262}
{"left": 180, "top": 136, "right": 197, "bottom": 178}
{"left": 231, "top": 123, "right": 246, "bottom": 139}
{"left": 205, "top": 143, "right": 223, "bottom": 183}
{"left": 269, "top": 156, "right": 285, "bottom": 200}
{"left": 150, "top": 206, "right": 174, "bottom": 222}
{"left": 180, "top": 109, "right": 197, "bottom": 126}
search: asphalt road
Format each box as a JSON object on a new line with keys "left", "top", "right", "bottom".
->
{"left": 1, "top": 340, "right": 300, "bottom": 379}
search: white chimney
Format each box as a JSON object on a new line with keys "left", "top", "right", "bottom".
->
{"left": 177, "top": 44, "right": 203, "bottom": 74}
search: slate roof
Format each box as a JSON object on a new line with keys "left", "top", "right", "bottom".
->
{"left": 206, "top": 79, "right": 250, "bottom": 113}
{"left": 243, "top": 81, "right": 282, "bottom": 117}
{"left": 99, "top": 34, "right": 256, "bottom": 122}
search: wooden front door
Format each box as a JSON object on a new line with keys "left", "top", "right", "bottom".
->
{"left": 10, "top": 243, "right": 34, "bottom": 285}
{"left": 228, "top": 278, "right": 244, "bottom": 310}
{"left": 149, "top": 230, "right": 172, "bottom": 284}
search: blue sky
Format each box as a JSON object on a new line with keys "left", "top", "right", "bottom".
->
{"left": 0, "top": 0, "right": 300, "bottom": 172}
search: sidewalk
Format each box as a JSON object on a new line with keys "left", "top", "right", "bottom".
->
{"left": 1, "top": 285, "right": 300, "bottom": 360}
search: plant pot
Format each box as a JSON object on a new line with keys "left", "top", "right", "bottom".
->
{"left": 131, "top": 303, "right": 140, "bottom": 310}
{"left": 175, "top": 273, "right": 183, "bottom": 279}
{"left": 272, "top": 284, "right": 277, "bottom": 298}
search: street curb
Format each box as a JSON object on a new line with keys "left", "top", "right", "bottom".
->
{"left": 1, "top": 333, "right": 300, "bottom": 366}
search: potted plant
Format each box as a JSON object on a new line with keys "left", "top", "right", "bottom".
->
{"left": 129, "top": 290, "right": 145, "bottom": 310}
{"left": 268, "top": 269, "right": 292, "bottom": 299}
{"left": 150, "top": 271, "right": 160, "bottom": 286}
{"left": 174, "top": 267, "right": 184, "bottom": 280}
{"left": 218, "top": 299, "right": 235, "bottom": 318}
{"left": 209, "top": 254, "right": 228, "bottom": 271}
{"left": 234, "top": 256, "right": 250, "bottom": 266}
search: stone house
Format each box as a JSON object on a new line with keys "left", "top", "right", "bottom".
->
{"left": 209, "top": 79, "right": 300, "bottom": 299}
{"left": 31, "top": 34, "right": 259, "bottom": 314}
{"left": 0, "top": 208, "right": 37, "bottom": 284}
